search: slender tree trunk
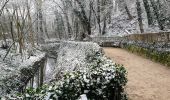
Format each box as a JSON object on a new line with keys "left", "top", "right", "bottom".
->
{"left": 74, "top": 19, "right": 79, "bottom": 40}
{"left": 97, "top": 0, "right": 101, "bottom": 34}
{"left": 39, "top": 10, "right": 44, "bottom": 40}
{"left": 75, "top": 0, "right": 91, "bottom": 36}
{"left": 36, "top": 0, "right": 45, "bottom": 44}
{"left": 136, "top": 0, "right": 144, "bottom": 33}
{"left": 150, "top": 0, "right": 164, "bottom": 30}
{"left": 43, "top": 19, "right": 50, "bottom": 39}
{"left": 124, "top": 0, "right": 133, "bottom": 20}
{"left": 10, "top": 21, "right": 15, "bottom": 42}
{"left": 143, "top": 0, "right": 154, "bottom": 26}
{"left": 27, "top": 0, "right": 35, "bottom": 47}
{"left": 0, "top": 24, "right": 7, "bottom": 48}
{"left": 65, "top": 14, "right": 72, "bottom": 38}
{"left": 102, "top": 17, "right": 107, "bottom": 35}
{"left": 15, "top": 9, "right": 23, "bottom": 54}
{"left": 101, "top": 0, "right": 107, "bottom": 35}
{"left": 108, "top": 0, "right": 113, "bottom": 24}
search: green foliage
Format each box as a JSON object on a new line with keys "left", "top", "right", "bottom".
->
{"left": 124, "top": 45, "right": 170, "bottom": 67}
{"left": 3, "top": 53, "right": 128, "bottom": 100}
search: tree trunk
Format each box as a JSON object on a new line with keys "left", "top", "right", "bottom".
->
{"left": 136, "top": 0, "right": 144, "bottom": 33}
{"left": 75, "top": 0, "right": 91, "bottom": 36}
{"left": 102, "top": 17, "right": 107, "bottom": 35}
{"left": 97, "top": 0, "right": 101, "bottom": 34}
{"left": 143, "top": 0, "right": 154, "bottom": 26}
{"left": 124, "top": 0, "right": 133, "bottom": 20}
{"left": 150, "top": 0, "right": 164, "bottom": 30}
{"left": 36, "top": 0, "right": 45, "bottom": 44}
{"left": 43, "top": 18, "right": 50, "bottom": 39}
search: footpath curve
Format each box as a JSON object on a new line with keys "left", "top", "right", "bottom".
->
{"left": 104, "top": 48, "right": 170, "bottom": 100}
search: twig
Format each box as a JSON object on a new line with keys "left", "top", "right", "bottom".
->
{"left": 0, "top": 0, "right": 10, "bottom": 16}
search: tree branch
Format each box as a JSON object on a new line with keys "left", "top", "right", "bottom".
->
{"left": 0, "top": 0, "right": 10, "bottom": 16}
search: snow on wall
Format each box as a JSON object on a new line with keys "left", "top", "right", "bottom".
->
{"left": 0, "top": 47, "right": 46, "bottom": 95}
{"left": 54, "top": 41, "right": 103, "bottom": 79}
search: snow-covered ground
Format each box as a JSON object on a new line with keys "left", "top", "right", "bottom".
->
{"left": 0, "top": 44, "right": 46, "bottom": 95}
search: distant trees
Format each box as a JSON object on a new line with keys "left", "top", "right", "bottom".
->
{"left": 51, "top": 0, "right": 114, "bottom": 40}
{"left": 1, "top": 0, "right": 170, "bottom": 46}
{"left": 113, "top": 0, "right": 170, "bottom": 33}
{"left": 134, "top": 0, "right": 170, "bottom": 33}
{"left": 0, "top": 0, "right": 10, "bottom": 48}
{"left": 0, "top": 0, "right": 39, "bottom": 58}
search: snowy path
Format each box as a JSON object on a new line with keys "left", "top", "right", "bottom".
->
{"left": 104, "top": 48, "right": 170, "bottom": 100}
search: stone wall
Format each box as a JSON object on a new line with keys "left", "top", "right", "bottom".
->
{"left": 0, "top": 48, "right": 46, "bottom": 95}
{"left": 125, "top": 32, "right": 170, "bottom": 43}
{"left": 121, "top": 32, "right": 170, "bottom": 66}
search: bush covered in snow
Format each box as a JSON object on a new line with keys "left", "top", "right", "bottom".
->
{"left": 54, "top": 41, "right": 102, "bottom": 80}
{"left": 3, "top": 52, "right": 127, "bottom": 100}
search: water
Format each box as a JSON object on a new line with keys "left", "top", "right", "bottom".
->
{"left": 44, "top": 57, "right": 56, "bottom": 83}
{"left": 26, "top": 57, "right": 56, "bottom": 88}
